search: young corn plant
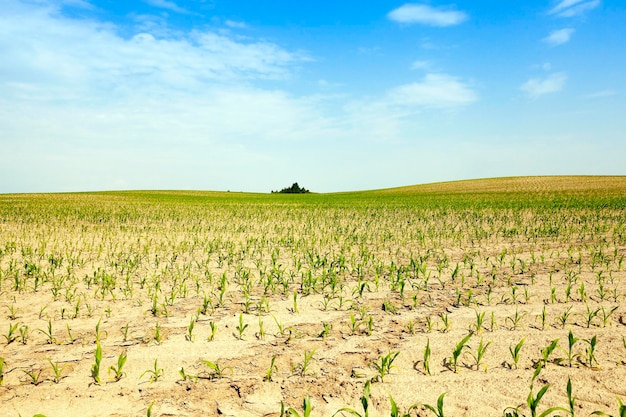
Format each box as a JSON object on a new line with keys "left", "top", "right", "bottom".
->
{"left": 448, "top": 332, "right": 472, "bottom": 373}
{"left": 264, "top": 355, "right": 278, "bottom": 382}
{"left": 235, "top": 313, "right": 249, "bottom": 340}
{"left": 208, "top": 321, "right": 217, "bottom": 341}
{"left": 584, "top": 336, "right": 599, "bottom": 368}
{"left": 421, "top": 393, "right": 447, "bottom": 417}
{"left": 506, "top": 308, "right": 527, "bottom": 331}
{"left": 423, "top": 339, "right": 432, "bottom": 375}
{"left": 201, "top": 359, "right": 231, "bottom": 380}
{"left": 23, "top": 368, "right": 43, "bottom": 385}
{"left": 333, "top": 380, "right": 371, "bottom": 417}
{"left": 47, "top": 359, "right": 68, "bottom": 384}
{"left": 185, "top": 317, "right": 196, "bottom": 342}
{"left": 539, "top": 339, "right": 559, "bottom": 368}
{"left": 178, "top": 367, "right": 198, "bottom": 383}
{"left": 470, "top": 338, "right": 491, "bottom": 371}
{"left": 140, "top": 359, "right": 164, "bottom": 383}
{"left": 282, "top": 396, "right": 312, "bottom": 417}
{"left": 91, "top": 341, "right": 103, "bottom": 385}
{"left": 109, "top": 351, "right": 128, "bottom": 381}
{"left": 371, "top": 351, "right": 399, "bottom": 382}
{"left": 504, "top": 364, "right": 568, "bottom": 417}
{"left": 38, "top": 319, "right": 56, "bottom": 345}
{"left": 4, "top": 322, "right": 19, "bottom": 344}
{"left": 509, "top": 338, "right": 525, "bottom": 370}
{"left": 389, "top": 395, "right": 420, "bottom": 417}
{"left": 599, "top": 305, "right": 618, "bottom": 327}
{"left": 561, "top": 331, "right": 579, "bottom": 368}
{"left": 0, "top": 357, "right": 4, "bottom": 385}
{"left": 295, "top": 349, "right": 316, "bottom": 377}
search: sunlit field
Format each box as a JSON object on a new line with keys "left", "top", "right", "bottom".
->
{"left": 1, "top": 176, "right": 625, "bottom": 417}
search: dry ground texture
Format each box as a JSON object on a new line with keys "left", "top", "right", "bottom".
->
{"left": 1, "top": 176, "right": 626, "bottom": 417}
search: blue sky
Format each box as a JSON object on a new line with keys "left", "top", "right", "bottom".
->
{"left": 1, "top": 0, "right": 624, "bottom": 193}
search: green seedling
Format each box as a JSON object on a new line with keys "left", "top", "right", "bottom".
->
{"left": 526, "top": 365, "right": 568, "bottom": 417}
{"left": 23, "top": 368, "right": 43, "bottom": 385}
{"left": 154, "top": 322, "right": 163, "bottom": 344}
{"left": 584, "top": 335, "right": 599, "bottom": 368}
{"left": 201, "top": 359, "right": 231, "bottom": 380}
{"left": 264, "top": 355, "right": 277, "bottom": 382}
{"left": 38, "top": 319, "right": 56, "bottom": 344}
{"left": 439, "top": 313, "right": 451, "bottom": 333}
{"left": 141, "top": 359, "right": 164, "bottom": 383}
{"left": 283, "top": 396, "right": 312, "bottom": 417}
{"left": 318, "top": 322, "right": 331, "bottom": 339}
{"left": 422, "top": 392, "right": 447, "bottom": 417}
{"left": 600, "top": 305, "right": 618, "bottom": 327}
{"left": 47, "top": 359, "right": 68, "bottom": 383}
{"left": 91, "top": 341, "right": 102, "bottom": 385}
{"left": 505, "top": 308, "right": 527, "bottom": 331}
{"left": 4, "top": 322, "right": 19, "bottom": 344}
{"left": 555, "top": 306, "right": 573, "bottom": 329}
{"left": 121, "top": 322, "right": 130, "bottom": 342}
{"left": 178, "top": 367, "right": 198, "bottom": 383}
{"left": 296, "top": 349, "right": 316, "bottom": 377}
{"left": 474, "top": 310, "right": 486, "bottom": 333}
{"left": 347, "top": 311, "right": 361, "bottom": 335}
{"left": 0, "top": 357, "right": 4, "bottom": 385}
{"left": 390, "top": 395, "right": 420, "bottom": 417}
{"left": 208, "top": 321, "right": 217, "bottom": 341}
{"left": 539, "top": 339, "right": 559, "bottom": 368}
{"left": 257, "top": 317, "right": 266, "bottom": 340}
{"left": 565, "top": 377, "right": 575, "bottom": 417}
{"left": 470, "top": 338, "right": 491, "bottom": 371}
{"left": 94, "top": 318, "right": 108, "bottom": 342}
{"left": 561, "top": 330, "right": 579, "bottom": 367}
{"left": 333, "top": 380, "right": 371, "bottom": 417}
{"left": 236, "top": 313, "right": 248, "bottom": 340}
{"left": 448, "top": 332, "right": 472, "bottom": 373}
{"left": 504, "top": 364, "right": 568, "bottom": 417}
{"left": 423, "top": 338, "right": 432, "bottom": 375}
{"left": 109, "top": 351, "right": 127, "bottom": 381}
{"left": 509, "top": 338, "right": 525, "bottom": 369}
{"left": 583, "top": 304, "right": 600, "bottom": 328}
{"left": 371, "top": 351, "right": 399, "bottom": 382}
{"left": 185, "top": 317, "right": 195, "bottom": 341}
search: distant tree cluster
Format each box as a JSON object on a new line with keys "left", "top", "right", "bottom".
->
{"left": 272, "top": 182, "right": 310, "bottom": 194}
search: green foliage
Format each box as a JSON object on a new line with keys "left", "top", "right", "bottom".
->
{"left": 273, "top": 182, "right": 311, "bottom": 194}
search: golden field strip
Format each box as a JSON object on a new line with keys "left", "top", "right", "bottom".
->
{"left": 1, "top": 176, "right": 626, "bottom": 416}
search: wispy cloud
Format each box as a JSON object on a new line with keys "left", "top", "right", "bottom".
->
{"left": 225, "top": 20, "right": 247, "bottom": 28}
{"left": 584, "top": 89, "right": 617, "bottom": 99}
{"left": 387, "top": 74, "right": 477, "bottom": 108}
{"left": 144, "top": 0, "right": 188, "bottom": 14}
{"left": 410, "top": 60, "right": 431, "bottom": 70}
{"left": 388, "top": 4, "right": 468, "bottom": 27}
{"left": 548, "top": 0, "right": 600, "bottom": 17}
{"left": 520, "top": 72, "right": 567, "bottom": 98}
{"left": 543, "top": 28, "right": 575, "bottom": 46}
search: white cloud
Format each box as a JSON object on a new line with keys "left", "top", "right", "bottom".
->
{"left": 520, "top": 72, "right": 567, "bottom": 98}
{"left": 144, "top": 0, "right": 188, "bottom": 14}
{"left": 410, "top": 60, "right": 431, "bottom": 70}
{"left": 584, "top": 89, "right": 617, "bottom": 99}
{"left": 387, "top": 74, "right": 478, "bottom": 108}
{"left": 548, "top": 0, "right": 600, "bottom": 17}
{"left": 543, "top": 28, "right": 575, "bottom": 46}
{"left": 388, "top": 4, "right": 468, "bottom": 27}
{"left": 225, "top": 20, "right": 247, "bottom": 28}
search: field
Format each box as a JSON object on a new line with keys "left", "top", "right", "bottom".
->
{"left": 1, "top": 176, "right": 626, "bottom": 417}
